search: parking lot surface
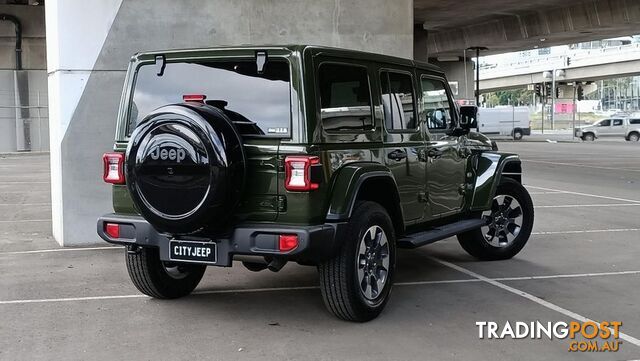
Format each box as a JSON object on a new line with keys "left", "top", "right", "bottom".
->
{"left": 1, "top": 141, "right": 639, "bottom": 360}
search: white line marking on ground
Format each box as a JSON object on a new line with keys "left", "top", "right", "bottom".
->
{"left": 0, "top": 203, "right": 51, "bottom": 206}
{"left": 0, "top": 181, "right": 49, "bottom": 184}
{"left": 528, "top": 191, "right": 565, "bottom": 195}
{"left": 1, "top": 270, "right": 638, "bottom": 305}
{"left": 526, "top": 185, "right": 640, "bottom": 204}
{"left": 532, "top": 228, "right": 640, "bottom": 235}
{"left": 430, "top": 257, "right": 640, "bottom": 348}
{"left": 536, "top": 203, "right": 640, "bottom": 209}
{"left": 523, "top": 159, "right": 640, "bottom": 172}
{"left": 0, "top": 190, "right": 50, "bottom": 194}
{"left": 0, "top": 246, "right": 122, "bottom": 255}
{"left": 0, "top": 219, "right": 51, "bottom": 223}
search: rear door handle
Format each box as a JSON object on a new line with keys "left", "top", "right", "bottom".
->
{"left": 388, "top": 149, "right": 407, "bottom": 161}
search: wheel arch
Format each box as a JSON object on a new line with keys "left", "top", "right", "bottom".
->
{"left": 325, "top": 163, "right": 404, "bottom": 236}
{"left": 469, "top": 153, "right": 523, "bottom": 211}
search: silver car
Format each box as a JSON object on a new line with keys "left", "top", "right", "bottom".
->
{"left": 575, "top": 117, "right": 640, "bottom": 142}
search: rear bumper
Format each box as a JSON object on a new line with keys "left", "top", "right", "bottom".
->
{"left": 97, "top": 213, "right": 345, "bottom": 266}
{"left": 522, "top": 127, "right": 531, "bottom": 136}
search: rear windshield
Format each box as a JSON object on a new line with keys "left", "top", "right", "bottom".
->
{"left": 127, "top": 59, "right": 291, "bottom": 137}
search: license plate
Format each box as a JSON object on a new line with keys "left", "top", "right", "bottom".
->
{"left": 169, "top": 240, "right": 217, "bottom": 264}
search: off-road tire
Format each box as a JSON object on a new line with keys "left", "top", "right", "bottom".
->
{"left": 318, "top": 201, "right": 396, "bottom": 322}
{"left": 457, "top": 178, "right": 534, "bottom": 261}
{"left": 126, "top": 246, "right": 206, "bottom": 299}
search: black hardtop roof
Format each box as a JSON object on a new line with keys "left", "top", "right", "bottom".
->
{"left": 135, "top": 44, "right": 444, "bottom": 74}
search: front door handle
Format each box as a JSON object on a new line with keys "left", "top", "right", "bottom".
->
{"left": 427, "top": 148, "right": 443, "bottom": 158}
{"left": 388, "top": 149, "right": 407, "bottom": 161}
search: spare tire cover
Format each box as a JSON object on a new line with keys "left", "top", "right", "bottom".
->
{"left": 126, "top": 103, "right": 245, "bottom": 234}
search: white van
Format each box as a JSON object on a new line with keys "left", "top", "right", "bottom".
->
{"left": 477, "top": 106, "right": 531, "bottom": 140}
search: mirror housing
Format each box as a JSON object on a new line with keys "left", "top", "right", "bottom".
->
{"left": 459, "top": 105, "right": 478, "bottom": 130}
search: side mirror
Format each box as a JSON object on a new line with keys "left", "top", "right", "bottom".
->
{"left": 459, "top": 105, "right": 478, "bottom": 130}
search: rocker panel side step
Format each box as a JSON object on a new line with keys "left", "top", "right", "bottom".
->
{"left": 397, "top": 218, "right": 487, "bottom": 249}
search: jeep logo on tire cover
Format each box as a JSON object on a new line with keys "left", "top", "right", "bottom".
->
{"left": 149, "top": 146, "right": 186, "bottom": 163}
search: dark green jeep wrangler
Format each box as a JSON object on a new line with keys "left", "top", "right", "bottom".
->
{"left": 98, "top": 45, "right": 534, "bottom": 322}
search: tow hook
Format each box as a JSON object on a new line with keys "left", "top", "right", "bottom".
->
{"left": 267, "top": 257, "right": 287, "bottom": 272}
{"left": 126, "top": 245, "right": 141, "bottom": 255}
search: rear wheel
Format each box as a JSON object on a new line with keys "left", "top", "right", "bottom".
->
{"left": 457, "top": 178, "right": 534, "bottom": 260}
{"left": 628, "top": 132, "right": 639, "bottom": 142}
{"left": 126, "top": 246, "right": 206, "bottom": 299}
{"left": 582, "top": 133, "right": 595, "bottom": 141}
{"left": 513, "top": 129, "right": 523, "bottom": 140}
{"left": 318, "top": 201, "right": 396, "bottom": 322}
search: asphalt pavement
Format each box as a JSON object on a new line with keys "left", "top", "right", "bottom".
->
{"left": 1, "top": 141, "right": 639, "bottom": 360}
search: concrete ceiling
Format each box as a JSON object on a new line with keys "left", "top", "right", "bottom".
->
{"left": 417, "top": 0, "right": 640, "bottom": 56}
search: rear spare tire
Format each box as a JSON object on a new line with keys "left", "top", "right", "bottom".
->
{"left": 126, "top": 103, "right": 245, "bottom": 234}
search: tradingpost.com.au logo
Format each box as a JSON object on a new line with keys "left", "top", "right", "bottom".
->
{"left": 476, "top": 321, "right": 623, "bottom": 352}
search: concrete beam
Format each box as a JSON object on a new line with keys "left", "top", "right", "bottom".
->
{"left": 424, "top": 0, "right": 640, "bottom": 56}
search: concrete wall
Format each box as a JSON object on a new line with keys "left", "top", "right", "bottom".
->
{"left": 46, "top": 0, "right": 413, "bottom": 246}
{"left": 0, "top": 5, "right": 48, "bottom": 152}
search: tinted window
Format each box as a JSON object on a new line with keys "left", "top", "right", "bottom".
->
{"left": 612, "top": 119, "right": 623, "bottom": 126}
{"left": 380, "top": 71, "right": 416, "bottom": 131}
{"left": 421, "top": 77, "right": 453, "bottom": 130}
{"left": 598, "top": 119, "right": 611, "bottom": 127}
{"left": 318, "top": 63, "right": 373, "bottom": 132}
{"left": 128, "top": 60, "right": 291, "bottom": 137}
{"left": 630, "top": 119, "right": 640, "bottom": 125}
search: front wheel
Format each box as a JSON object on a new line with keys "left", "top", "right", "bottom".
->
{"left": 126, "top": 246, "right": 206, "bottom": 299}
{"left": 582, "top": 133, "right": 595, "bottom": 141}
{"left": 457, "top": 177, "right": 534, "bottom": 260}
{"left": 318, "top": 201, "right": 396, "bottom": 322}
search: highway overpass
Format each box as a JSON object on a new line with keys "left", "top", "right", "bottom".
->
{"left": 479, "top": 43, "right": 640, "bottom": 91}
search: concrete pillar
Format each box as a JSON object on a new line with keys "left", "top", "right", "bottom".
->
{"left": 46, "top": 0, "right": 413, "bottom": 246}
{"left": 428, "top": 58, "right": 474, "bottom": 101}
{"left": 413, "top": 24, "right": 428, "bottom": 62}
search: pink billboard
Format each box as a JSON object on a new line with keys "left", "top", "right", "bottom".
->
{"left": 555, "top": 102, "right": 576, "bottom": 114}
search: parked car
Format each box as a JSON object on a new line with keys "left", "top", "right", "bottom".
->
{"left": 575, "top": 118, "right": 640, "bottom": 141}
{"left": 477, "top": 106, "right": 531, "bottom": 140}
{"left": 97, "top": 45, "right": 534, "bottom": 321}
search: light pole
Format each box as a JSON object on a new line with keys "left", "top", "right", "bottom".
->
{"left": 467, "top": 47, "right": 488, "bottom": 103}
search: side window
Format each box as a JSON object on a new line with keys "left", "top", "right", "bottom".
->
{"left": 612, "top": 119, "right": 623, "bottom": 126}
{"left": 421, "top": 77, "right": 453, "bottom": 130}
{"left": 380, "top": 71, "right": 416, "bottom": 131}
{"left": 630, "top": 119, "right": 640, "bottom": 125}
{"left": 598, "top": 119, "right": 611, "bottom": 127}
{"left": 318, "top": 63, "right": 373, "bottom": 132}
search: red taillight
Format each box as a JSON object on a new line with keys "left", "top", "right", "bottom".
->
{"left": 105, "top": 223, "right": 120, "bottom": 238}
{"left": 284, "top": 156, "right": 320, "bottom": 191}
{"left": 183, "top": 94, "right": 206, "bottom": 103}
{"left": 102, "top": 153, "right": 125, "bottom": 184}
{"left": 279, "top": 234, "right": 299, "bottom": 252}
